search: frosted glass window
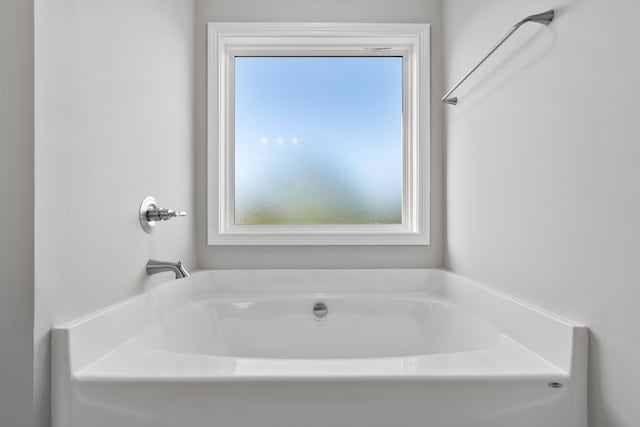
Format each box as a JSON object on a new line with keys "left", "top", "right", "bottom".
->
{"left": 234, "top": 57, "right": 403, "bottom": 225}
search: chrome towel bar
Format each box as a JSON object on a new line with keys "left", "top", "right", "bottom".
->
{"left": 442, "top": 9, "right": 554, "bottom": 105}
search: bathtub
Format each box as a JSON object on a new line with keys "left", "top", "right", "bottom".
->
{"left": 52, "top": 269, "right": 587, "bottom": 427}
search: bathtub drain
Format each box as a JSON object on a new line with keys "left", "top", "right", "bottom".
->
{"left": 313, "top": 301, "right": 328, "bottom": 319}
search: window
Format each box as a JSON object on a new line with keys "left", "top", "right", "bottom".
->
{"left": 235, "top": 56, "right": 403, "bottom": 225}
{"left": 208, "top": 23, "right": 430, "bottom": 245}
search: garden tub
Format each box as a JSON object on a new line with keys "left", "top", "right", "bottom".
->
{"left": 52, "top": 269, "right": 587, "bottom": 427}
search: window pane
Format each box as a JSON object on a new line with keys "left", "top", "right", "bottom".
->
{"left": 234, "top": 57, "right": 402, "bottom": 225}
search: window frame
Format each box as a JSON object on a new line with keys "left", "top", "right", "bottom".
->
{"left": 207, "top": 22, "right": 430, "bottom": 245}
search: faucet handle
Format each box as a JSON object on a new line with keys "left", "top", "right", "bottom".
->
{"left": 154, "top": 208, "right": 187, "bottom": 221}
{"left": 139, "top": 196, "right": 187, "bottom": 234}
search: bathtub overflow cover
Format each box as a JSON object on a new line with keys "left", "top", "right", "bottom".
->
{"left": 313, "top": 301, "right": 328, "bottom": 319}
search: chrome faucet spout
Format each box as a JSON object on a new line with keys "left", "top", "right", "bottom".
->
{"left": 146, "top": 259, "right": 190, "bottom": 279}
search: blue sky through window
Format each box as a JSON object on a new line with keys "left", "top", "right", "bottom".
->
{"left": 234, "top": 56, "right": 403, "bottom": 224}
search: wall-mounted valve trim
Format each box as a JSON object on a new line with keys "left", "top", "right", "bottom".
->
{"left": 139, "top": 196, "right": 187, "bottom": 234}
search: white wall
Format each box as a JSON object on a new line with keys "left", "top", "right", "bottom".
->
{"left": 444, "top": 1, "right": 640, "bottom": 426}
{"left": 34, "top": 0, "right": 196, "bottom": 425}
{"left": 194, "top": 0, "right": 445, "bottom": 269}
{"left": 0, "top": 0, "right": 35, "bottom": 425}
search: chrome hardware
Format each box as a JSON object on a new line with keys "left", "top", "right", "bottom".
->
{"left": 146, "top": 259, "right": 190, "bottom": 279}
{"left": 313, "top": 301, "right": 328, "bottom": 319}
{"left": 146, "top": 208, "right": 187, "bottom": 222}
{"left": 139, "top": 196, "right": 187, "bottom": 234}
{"left": 525, "top": 10, "right": 555, "bottom": 26}
{"left": 442, "top": 9, "right": 554, "bottom": 105}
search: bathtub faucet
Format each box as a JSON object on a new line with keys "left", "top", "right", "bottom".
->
{"left": 146, "top": 259, "right": 190, "bottom": 279}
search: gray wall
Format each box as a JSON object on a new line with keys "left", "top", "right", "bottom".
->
{"left": 444, "top": 1, "right": 640, "bottom": 426}
{"left": 195, "top": 0, "right": 445, "bottom": 269}
{"left": 0, "top": 0, "right": 35, "bottom": 425}
{"left": 34, "top": 1, "right": 196, "bottom": 425}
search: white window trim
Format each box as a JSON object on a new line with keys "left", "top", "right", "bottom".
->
{"left": 207, "top": 22, "right": 430, "bottom": 245}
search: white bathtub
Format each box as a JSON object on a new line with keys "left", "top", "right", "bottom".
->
{"left": 52, "top": 269, "right": 587, "bottom": 427}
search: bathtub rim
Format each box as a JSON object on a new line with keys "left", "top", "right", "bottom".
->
{"left": 53, "top": 268, "right": 586, "bottom": 373}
